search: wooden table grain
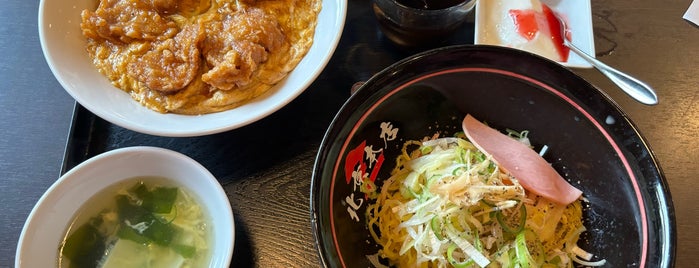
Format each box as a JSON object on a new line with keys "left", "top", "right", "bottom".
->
{"left": 1, "top": 0, "right": 697, "bottom": 267}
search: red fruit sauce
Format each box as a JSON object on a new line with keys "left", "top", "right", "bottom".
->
{"left": 509, "top": 4, "right": 570, "bottom": 62}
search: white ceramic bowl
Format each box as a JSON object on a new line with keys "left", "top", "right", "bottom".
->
{"left": 38, "top": 0, "right": 346, "bottom": 137}
{"left": 16, "top": 147, "right": 234, "bottom": 267}
{"left": 474, "top": 0, "right": 595, "bottom": 68}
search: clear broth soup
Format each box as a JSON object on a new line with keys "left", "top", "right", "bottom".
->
{"left": 58, "top": 177, "right": 212, "bottom": 268}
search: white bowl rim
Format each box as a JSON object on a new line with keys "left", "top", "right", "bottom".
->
{"left": 15, "top": 146, "right": 234, "bottom": 267}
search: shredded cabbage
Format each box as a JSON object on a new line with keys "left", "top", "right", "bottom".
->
{"left": 365, "top": 135, "right": 605, "bottom": 268}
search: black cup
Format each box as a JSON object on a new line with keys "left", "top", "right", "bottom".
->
{"left": 372, "top": 0, "right": 476, "bottom": 49}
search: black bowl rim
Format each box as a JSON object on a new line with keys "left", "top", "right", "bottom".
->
{"left": 310, "top": 44, "right": 676, "bottom": 268}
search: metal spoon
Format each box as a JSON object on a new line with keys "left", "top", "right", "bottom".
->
{"left": 556, "top": 15, "right": 659, "bottom": 105}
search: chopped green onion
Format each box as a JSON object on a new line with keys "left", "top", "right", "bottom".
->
{"left": 496, "top": 204, "right": 527, "bottom": 234}
{"left": 515, "top": 231, "right": 532, "bottom": 268}
{"left": 445, "top": 227, "right": 490, "bottom": 267}
{"left": 430, "top": 216, "right": 444, "bottom": 240}
{"left": 447, "top": 243, "right": 475, "bottom": 268}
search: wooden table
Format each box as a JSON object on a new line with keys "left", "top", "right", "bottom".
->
{"left": 1, "top": 0, "right": 697, "bottom": 267}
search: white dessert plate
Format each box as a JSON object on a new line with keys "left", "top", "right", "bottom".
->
{"left": 474, "top": 0, "right": 595, "bottom": 68}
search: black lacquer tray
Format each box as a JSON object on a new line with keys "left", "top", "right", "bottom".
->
{"left": 59, "top": 2, "right": 674, "bottom": 267}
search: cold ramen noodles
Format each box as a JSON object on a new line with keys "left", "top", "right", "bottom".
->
{"left": 80, "top": 0, "right": 321, "bottom": 114}
{"left": 363, "top": 116, "right": 606, "bottom": 267}
{"left": 58, "top": 177, "right": 211, "bottom": 267}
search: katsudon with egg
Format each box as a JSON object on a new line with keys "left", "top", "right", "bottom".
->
{"left": 80, "top": 0, "right": 321, "bottom": 114}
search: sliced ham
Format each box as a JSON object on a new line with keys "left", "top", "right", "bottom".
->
{"left": 461, "top": 114, "right": 582, "bottom": 205}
